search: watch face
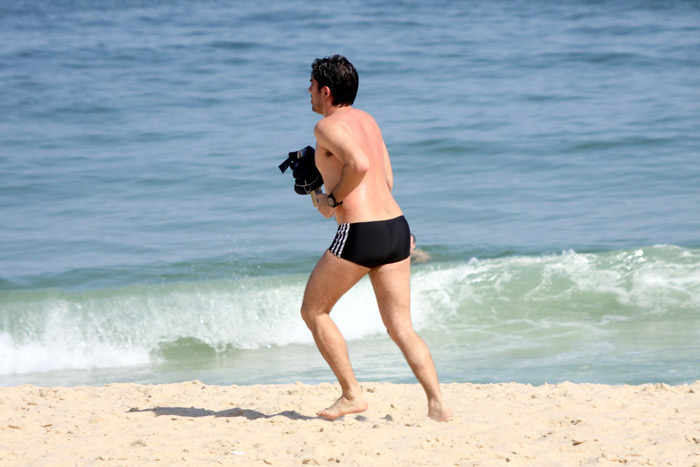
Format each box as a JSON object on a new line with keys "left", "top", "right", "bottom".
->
{"left": 327, "top": 195, "right": 335, "bottom": 207}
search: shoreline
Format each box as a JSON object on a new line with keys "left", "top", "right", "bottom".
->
{"left": 1, "top": 381, "right": 698, "bottom": 466}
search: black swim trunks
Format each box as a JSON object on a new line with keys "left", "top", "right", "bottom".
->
{"left": 328, "top": 215, "right": 411, "bottom": 268}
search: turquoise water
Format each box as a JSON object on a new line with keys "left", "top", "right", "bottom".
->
{"left": 1, "top": 0, "right": 699, "bottom": 387}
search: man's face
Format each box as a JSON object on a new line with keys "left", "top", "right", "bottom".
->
{"left": 308, "top": 76, "right": 323, "bottom": 114}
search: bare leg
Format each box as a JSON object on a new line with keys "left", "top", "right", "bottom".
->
{"left": 301, "top": 251, "right": 370, "bottom": 419}
{"left": 369, "top": 258, "right": 453, "bottom": 421}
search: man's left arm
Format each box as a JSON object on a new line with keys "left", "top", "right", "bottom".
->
{"left": 382, "top": 140, "right": 393, "bottom": 191}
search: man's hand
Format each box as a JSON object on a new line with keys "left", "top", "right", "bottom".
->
{"left": 316, "top": 192, "right": 335, "bottom": 218}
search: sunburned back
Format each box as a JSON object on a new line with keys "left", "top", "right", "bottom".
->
{"left": 315, "top": 107, "right": 402, "bottom": 224}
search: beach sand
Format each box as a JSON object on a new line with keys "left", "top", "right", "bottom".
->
{"left": 1, "top": 381, "right": 698, "bottom": 466}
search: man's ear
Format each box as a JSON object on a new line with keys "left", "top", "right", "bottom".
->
{"left": 321, "top": 86, "right": 331, "bottom": 99}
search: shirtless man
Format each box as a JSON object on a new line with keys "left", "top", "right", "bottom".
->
{"left": 301, "top": 55, "right": 453, "bottom": 422}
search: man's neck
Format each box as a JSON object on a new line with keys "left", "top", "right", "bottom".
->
{"left": 324, "top": 104, "right": 352, "bottom": 118}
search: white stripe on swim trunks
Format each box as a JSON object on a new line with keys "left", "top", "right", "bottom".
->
{"left": 332, "top": 223, "right": 349, "bottom": 256}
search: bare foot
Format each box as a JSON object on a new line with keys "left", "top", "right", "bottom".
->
{"left": 317, "top": 395, "right": 368, "bottom": 420}
{"left": 428, "top": 399, "right": 453, "bottom": 422}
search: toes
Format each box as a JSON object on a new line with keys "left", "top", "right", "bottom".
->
{"left": 317, "top": 409, "right": 339, "bottom": 420}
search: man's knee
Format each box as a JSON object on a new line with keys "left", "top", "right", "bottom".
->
{"left": 300, "top": 305, "right": 314, "bottom": 328}
{"left": 301, "top": 304, "right": 328, "bottom": 329}
{"left": 385, "top": 322, "right": 415, "bottom": 343}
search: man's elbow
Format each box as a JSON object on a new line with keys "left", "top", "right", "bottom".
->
{"left": 356, "top": 161, "right": 370, "bottom": 176}
{"left": 353, "top": 155, "right": 370, "bottom": 175}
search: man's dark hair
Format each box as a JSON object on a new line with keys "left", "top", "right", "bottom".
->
{"left": 311, "top": 55, "right": 359, "bottom": 106}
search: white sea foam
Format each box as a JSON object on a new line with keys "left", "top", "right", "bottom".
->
{"left": 0, "top": 332, "right": 150, "bottom": 375}
{"left": 0, "top": 275, "right": 395, "bottom": 377}
{"left": 1, "top": 246, "right": 698, "bottom": 379}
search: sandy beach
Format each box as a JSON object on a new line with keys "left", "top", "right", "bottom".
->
{"left": 0, "top": 381, "right": 698, "bottom": 466}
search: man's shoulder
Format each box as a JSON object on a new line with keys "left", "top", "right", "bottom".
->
{"left": 325, "top": 108, "right": 377, "bottom": 129}
{"left": 314, "top": 113, "right": 353, "bottom": 137}
{"left": 344, "top": 107, "right": 375, "bottom": 123}
{"left": 313, "top": 116, "right": 336, "bottom": 140}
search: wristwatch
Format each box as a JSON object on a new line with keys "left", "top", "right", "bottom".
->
{"left": 327, "top": 192, "right": 343, "bottom": 208}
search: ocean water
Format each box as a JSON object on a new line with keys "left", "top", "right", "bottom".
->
{"left": 1, "top": 0, "right": 699, "bottom": 387}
